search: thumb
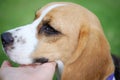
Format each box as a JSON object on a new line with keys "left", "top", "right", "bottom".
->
{"left": 1, "top": 61, "right": 12, "bottom": 68}
{"left": 33, "top": 62, "right": 56, "bottom": 80}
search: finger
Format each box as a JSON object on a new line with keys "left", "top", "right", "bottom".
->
{"left": 34, "top": 62, "right": 56, "bottom": 80}
{"left": 41, "top": 62, "right": 56, "bottom": 74}
{"left": 1, "top": 60, "right": 12, "bottom": 68}
{"left": 20, "top": 63, "right": 42, "bottom": 67}
{"left": 42, "top": 62, "right": 56, "bottom": 68}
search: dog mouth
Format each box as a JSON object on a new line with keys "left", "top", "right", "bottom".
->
{"left": 34, "top": 57, "right": 49, "bottom": 64}
{"left": 20, "top": 58, "right": 49, "bottom": 67}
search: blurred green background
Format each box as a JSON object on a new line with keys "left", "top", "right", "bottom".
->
{"left": 0, "top": 0, "right": 120, "bottom": 67}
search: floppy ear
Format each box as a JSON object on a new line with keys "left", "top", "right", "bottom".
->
{"left": 61, "top": 25, "right": 114, "bottom": 80}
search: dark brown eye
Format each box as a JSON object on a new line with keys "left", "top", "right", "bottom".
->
{"left": 39, "top": 23, "right": 60, "bottom": 36}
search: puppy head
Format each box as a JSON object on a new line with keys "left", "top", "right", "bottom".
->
{"left": 1, "top": 2, "right": 82, "bottom": 64}
{"left": 1, "top": 4, "right": 113, "bottom": 77}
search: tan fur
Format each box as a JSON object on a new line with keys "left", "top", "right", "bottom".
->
{"left": 31, "top": 2, "right": 114, "bottom": 80}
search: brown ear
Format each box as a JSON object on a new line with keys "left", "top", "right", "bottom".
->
{"left": 61, "top": 25, "right": 114, "bottom": 80}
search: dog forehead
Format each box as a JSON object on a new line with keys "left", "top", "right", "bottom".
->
{"left": 35, "top": 3, "right": 67, "bottom": 20}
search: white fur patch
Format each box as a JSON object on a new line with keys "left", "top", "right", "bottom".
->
{"left": 4, "top": 4, "right": 66, "bottom": 64}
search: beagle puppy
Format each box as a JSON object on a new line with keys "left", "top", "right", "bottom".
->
{"left": 1, "top": 2, "right": 118, "bottom": 80}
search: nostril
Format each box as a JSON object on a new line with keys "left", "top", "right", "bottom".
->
{"left": 1, "top": 32, "right": 14, "bottom": 46}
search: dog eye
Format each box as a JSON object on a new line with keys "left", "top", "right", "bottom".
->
{"left": 39, "top": 23, "right": 60, "bottom": 36}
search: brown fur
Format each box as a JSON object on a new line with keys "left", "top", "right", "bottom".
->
{"left": 31, "top": 2, "right": 114, "bottom": 80}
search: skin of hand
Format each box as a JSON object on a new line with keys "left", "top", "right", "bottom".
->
{"left": 0, "top": 61, "right": 56, "bottom": 80}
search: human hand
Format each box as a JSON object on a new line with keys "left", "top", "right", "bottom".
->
{"left": 0, "top": 61, "right": 56, "bottom": 80}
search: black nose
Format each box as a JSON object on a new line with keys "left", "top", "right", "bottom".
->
{"left": 1, "top": 32, "right": 14, "bottom": 47}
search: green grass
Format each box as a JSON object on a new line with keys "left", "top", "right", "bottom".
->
{"left": 0, "top": 0, "right": 120, "bottom": 66}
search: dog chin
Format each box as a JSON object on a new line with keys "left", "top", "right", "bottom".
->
{"left": 11, "top": 57, "right": 33, "bottom": 65}
{"left": 6, "top": 53, "right": 33, "bottom": 65}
